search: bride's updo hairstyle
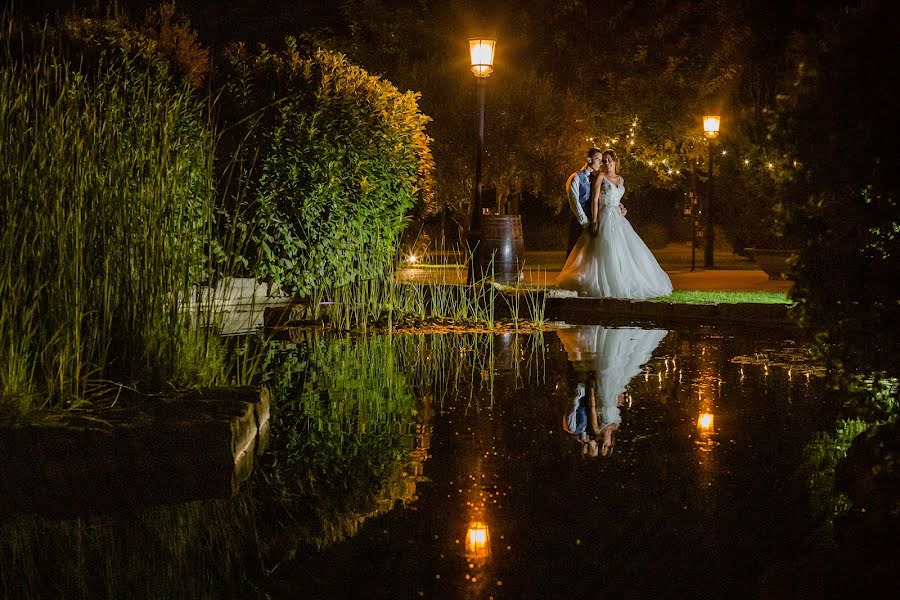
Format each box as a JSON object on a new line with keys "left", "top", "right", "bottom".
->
{"left": 602, "top": 149, "right": 619, "bottom": 174}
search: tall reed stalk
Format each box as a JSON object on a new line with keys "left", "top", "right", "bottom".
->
{"left": 1, "top": 22, "right": 222, "bottom": 413}
{"left": 309, "top": 247, "right": 549, "bottom": 333}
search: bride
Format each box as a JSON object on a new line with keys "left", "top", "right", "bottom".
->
{"left": 556, "top": 150, "right": 673, "bottom": 299}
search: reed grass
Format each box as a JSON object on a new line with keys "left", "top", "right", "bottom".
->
{"left": 298, "top": 243, "right": 548, "bottom": 333}
{"left": 0, "top": 20, "right": 225, "bottom": 416}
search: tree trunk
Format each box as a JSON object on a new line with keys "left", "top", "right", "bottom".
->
{"left": 509, "top": 192, "right": 521, "bottom": 215}
{"left": 496, "top": 190, "right": 508, "bottom": 215}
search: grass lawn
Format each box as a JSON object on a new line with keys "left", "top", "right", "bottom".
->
{"left": 650, "top": 290, "right": 793, "bottom": 304}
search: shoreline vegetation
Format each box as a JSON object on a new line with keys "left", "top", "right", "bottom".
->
{"left": 0, "top": 15, "right": 231, "bottom": 421}
{"left": 0, "top": 8, "right": 795, "bottom": 426}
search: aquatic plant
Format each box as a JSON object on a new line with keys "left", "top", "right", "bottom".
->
{"left": 0, "top": 17, "right": 223, "bottom": 414}
{"left": 802, "top": 376, "right": 899, "bottom": 526}
{"left": 294, "top": 246, "right": 548, "bottom": 333}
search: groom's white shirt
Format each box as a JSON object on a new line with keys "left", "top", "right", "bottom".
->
{"left": 566, "top": 167, "right": 591, "bottom": 226}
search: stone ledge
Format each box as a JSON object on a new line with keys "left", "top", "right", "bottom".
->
{"left": 261, "top": 292, "right": 795, "bottom": 329}
{"left": 542, "top": 295, "right": 794, "bottom": 328}
{"left": 0, "top": 386, "right": 270, "bottom": 517}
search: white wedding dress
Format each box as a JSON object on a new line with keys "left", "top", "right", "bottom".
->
{"left": 556, "top": 178, "right": 673, "bottom": 299}
{"left": 558, "top": 326, "right": 668, "bottom": 427}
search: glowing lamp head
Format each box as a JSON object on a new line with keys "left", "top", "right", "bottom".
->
{"left": 469, "top": 38, "right": 496, "bottom": 77}
{"left": 465, "top": 521, "right": 491, "bottom": 561}
{"left": 407, "top": 254, "right": 418, "bottom": 264}
{"left": 703, "top": 115, "right": 721, "bottom": 139}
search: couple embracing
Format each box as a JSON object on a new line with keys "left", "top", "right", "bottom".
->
{"left": 556, "top": 148, "right": 673, "bottom": 300}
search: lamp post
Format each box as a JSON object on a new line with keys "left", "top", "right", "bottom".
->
{"left": 466, "top": 37, "right": 496, "bottom": 283}
{"left": 689, "top": 189, "right": 698, "bottom": 272}
{"left": 702, "top": 115, "right": 720, "bottom": 268}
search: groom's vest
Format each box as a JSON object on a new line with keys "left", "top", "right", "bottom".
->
{"left": 575, "top": 170, "right": 592, "bottom": 220}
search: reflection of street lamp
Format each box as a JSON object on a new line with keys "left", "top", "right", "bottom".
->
{"left": 465, "top": 521, "right": 491, "bottom": 562}
{"left": 467, "top": 37, "right": 496, "bottom": 283}
{"left": 697, "top": 412, "right": 715, "bottom": 434}
{"left": 702, "top": 115, "right": 720, "bottom": 268}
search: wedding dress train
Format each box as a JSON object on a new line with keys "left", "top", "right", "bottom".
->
{"left": 556, "top": 179, "right": 672, "bottom": 299}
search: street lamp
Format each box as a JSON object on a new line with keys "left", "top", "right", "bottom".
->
{"left": 702, "top": 115, "right": 721, "bottom": 268}
{"left": 467, "top": 37, "right": 496, "bottom": 283}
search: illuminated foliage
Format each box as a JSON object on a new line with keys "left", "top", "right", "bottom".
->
{"left": 216, "top": 42, "right": 434, "bottom": 294}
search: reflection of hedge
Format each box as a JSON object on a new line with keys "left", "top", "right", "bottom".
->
{"left": 218, "top": 42, "right": 434, "bottom": 294}
{"left": 257, "top": 333, "right": 420, "bottom": 552}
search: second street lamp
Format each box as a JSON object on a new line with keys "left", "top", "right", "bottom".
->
{"left": 702, "top": 115, "right": 721, "bottom": 269}
{"left": 466, "top": 37, "right": 496, "bottom": 283}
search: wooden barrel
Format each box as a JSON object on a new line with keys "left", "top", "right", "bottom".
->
{"left": 469, "top": 215, "right": 525, "bottom": 284}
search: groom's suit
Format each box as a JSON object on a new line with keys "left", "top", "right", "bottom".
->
{"left": 566, "top": 167, "right": 593, "bottom": 254}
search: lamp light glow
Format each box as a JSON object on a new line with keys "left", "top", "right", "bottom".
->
{"left": 697, "top": 412, "right": 715, "bottom": 433}
{"left": 465, "top": 521, "right": 491, "bottom": 561}
{"left": 468, "top": 38, "right": 496, "bottom": 77}
{"left": 703, "top": 115, "right": 721, "bottom": 139}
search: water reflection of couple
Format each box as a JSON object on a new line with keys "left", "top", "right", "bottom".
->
{"left": 560, "top": 326, "right": 668, "bottom": 458}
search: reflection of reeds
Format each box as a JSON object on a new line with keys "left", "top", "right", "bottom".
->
{"left": 0, "top": 327, "right": 550, "bottom": 594}
{"left": 0, "top": 498, "right": 257, "bottom": 598}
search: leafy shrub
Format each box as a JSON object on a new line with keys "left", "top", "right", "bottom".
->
{"left": 217, "top": 41, "right": 434, "bottom": 294}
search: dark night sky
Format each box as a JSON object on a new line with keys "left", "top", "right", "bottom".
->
{"left": 14, "top": 0, "right": 349, "bottom": 47}
{"left": 13, "top": 0, "right": 850, "bottom": 62}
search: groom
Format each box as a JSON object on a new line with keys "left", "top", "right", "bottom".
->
{"left": 565, "top": 147, "right": 603, "bottom": 254}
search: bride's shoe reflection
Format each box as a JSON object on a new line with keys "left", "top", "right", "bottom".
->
{"left": 559, "top": 326, "right": 668, "bottom": 458}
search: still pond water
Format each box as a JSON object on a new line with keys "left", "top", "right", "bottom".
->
{"left": 3, "top": 324, "right": 858, "bottom": 598}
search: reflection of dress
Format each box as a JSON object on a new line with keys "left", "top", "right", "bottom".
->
{"left": 558, "top": 326, "right": 668, "bottom": 425}
{"left": 556, "top": 179, "right": 673, "bottom": 299}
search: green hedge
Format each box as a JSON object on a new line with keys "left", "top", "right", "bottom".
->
{"left": 218, "top": 41, "right": 434, "bottom": 294}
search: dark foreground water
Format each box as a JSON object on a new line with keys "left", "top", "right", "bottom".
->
{"left": 2, "top": 324, "right": 893, "bottom": 598}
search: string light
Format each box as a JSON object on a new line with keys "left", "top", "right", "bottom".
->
{"left": 586, "top": 128, "right": 787, "bottom": 179}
